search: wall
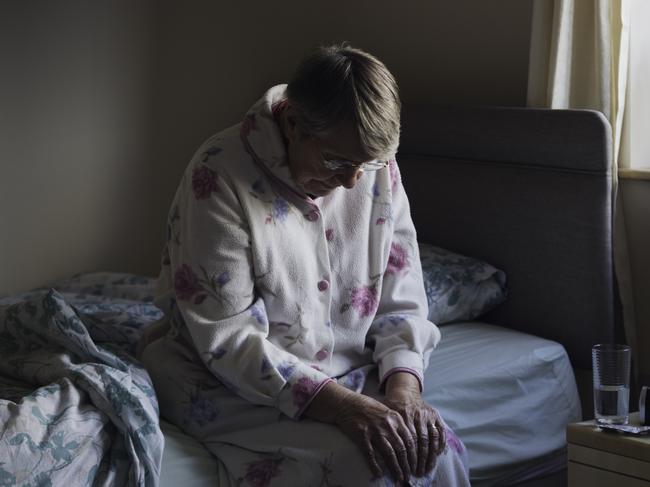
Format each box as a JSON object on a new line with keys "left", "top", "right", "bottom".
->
{"left": 151, "top": 0, "right": 535, "bottom": 269}
{"left": 0, "top": 1, "right": 155, "bottom": 294}
{"left": 620, "top": 178, "right": 650, "bottom": 380}
{"left": 0, "top": 0, "right": 534, "bottom": 295}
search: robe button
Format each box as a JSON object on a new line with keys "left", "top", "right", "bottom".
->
{"left": 317, "top": 279, "right": 329, "bottom": 291}
{"left": 306, "top": 210, "right": 319, "bottom": 221}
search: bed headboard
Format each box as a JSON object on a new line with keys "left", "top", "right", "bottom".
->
{"left": 397, "top": 106, "right": 621, "bottom": 370}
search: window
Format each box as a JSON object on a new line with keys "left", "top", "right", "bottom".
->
{"left": 621, "top": 0, "right": 650, "bottom": 170}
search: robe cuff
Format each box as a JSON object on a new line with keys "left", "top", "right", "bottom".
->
{"left": 377, "top": 350, "right": 424, "bottom": 392}
{"left": 380, "top": 368, "right": 423, "bottom": 393}
{"left": 294, "top": 378, "right": 333, "bottom": 419}
{"left": 275, "top": 370, "right": 333, "bottom": 419}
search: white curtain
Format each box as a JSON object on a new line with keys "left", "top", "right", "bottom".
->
{"left": 527, "top": 0, "right": 638, "bottom": 376}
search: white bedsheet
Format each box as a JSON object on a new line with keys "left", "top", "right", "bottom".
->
{"left": 159, "top": 322, "right": 581, "bottom": 486}
{"left": 160, "top": 420, "right": 221, "bottom": 486}
{"left": 423, "top": 322, "right": 581, "bottom": 484}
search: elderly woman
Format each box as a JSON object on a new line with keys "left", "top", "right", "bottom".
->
{"left": 141, "top": 44, "right": 470, "bottom": 486}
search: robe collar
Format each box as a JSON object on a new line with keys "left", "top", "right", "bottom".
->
{"left": 240, "top": 85, "right": 320, "bottom": 212}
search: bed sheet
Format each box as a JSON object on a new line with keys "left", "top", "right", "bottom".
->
{"left": 159, "top": 420, "right": 221, "bottom": 486}
{"left": 423, "top": 322, "right": 581, "bottom": 485}
{"left": 156, "top": 323, "right": 581, "bottom": 487}
{"left": 0, "top": 273, "right": 164, "bottom": 486}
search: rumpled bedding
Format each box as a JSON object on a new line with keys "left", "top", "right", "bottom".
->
{"left": 0, "top": 273, "right": 164, "bottom": 487}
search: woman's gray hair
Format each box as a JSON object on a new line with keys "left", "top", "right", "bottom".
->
{"left": 286, "top": 44, "right": 401, "bottom": 161}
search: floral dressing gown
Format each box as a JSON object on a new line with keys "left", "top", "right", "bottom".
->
{"left": 144, "top": 85, "right": 470, "bottom": 486}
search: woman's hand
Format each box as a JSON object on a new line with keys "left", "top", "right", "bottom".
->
{"left": 335, "top": 390, "right": 417, "bottom": 483}
{"left": 383, "top": 372, "right": 446, "bottom": 478}
{"left": 303, "top": 382, "right": 416, "bottom": 484}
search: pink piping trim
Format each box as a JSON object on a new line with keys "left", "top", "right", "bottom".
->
{"left": 380, "top": 368, "right": 423, "bottom": 393}
{"left": 295, "top": 377, "right": 334, "bottom": 419}
{"left": 271, "top": 99, "right": 288, "bottom": 118}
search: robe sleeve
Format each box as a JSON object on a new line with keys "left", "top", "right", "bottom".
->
{"left": 167, "top": 157, "right": 331, "bottom": 419}
{"left": 367, "top": 160, "right": 441, "bottom": 391}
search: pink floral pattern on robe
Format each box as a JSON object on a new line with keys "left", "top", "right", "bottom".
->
{"left": 292, "top": 377, "right": 320, "bottom": 410}
{"left": 350, "top": 285, "right": 379, "bottom": 317}
{"left": 386, "top": 242, "right": 409, "bottom": 274}
{"left": 173, "top": 265, "right": 201, "bottom": 302}
{"left": 243, "top": 458, "right": 283, "bottom": 487}
{"left": 192, "top": 165, "right": 219, "bottom": 199}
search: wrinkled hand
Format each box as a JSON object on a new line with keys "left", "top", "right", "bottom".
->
{"left": 383, "top": 373, "right": 445, "bottom": 478}
{"left": 334, "top": 392, "right": 416, "bottom": 484}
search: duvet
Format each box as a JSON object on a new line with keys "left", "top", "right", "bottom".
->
{"left": 0, "top": 273, "right": 163, "bottom": 486}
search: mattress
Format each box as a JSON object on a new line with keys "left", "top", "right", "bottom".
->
{"left": 159, "top": 420, "right": 221, "bottom": 486}
{"left": 423, "top": 322, "right": 581, "bottom": 485}
{"left": 1, "top": 274, "right": 581, "bottom": 486}
{"left": 157, "top": 322, "right": 581, "bottom": 486}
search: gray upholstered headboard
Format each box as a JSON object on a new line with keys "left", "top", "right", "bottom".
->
{"left": 398, "top": 106, "right": 621, "bottom": 370}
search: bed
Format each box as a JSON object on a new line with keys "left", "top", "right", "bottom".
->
{"left": 398, "top": 105, "right": 619, "bottom": 485}
{"left": 0, "top": 106, "right": 618, "bottom": 486}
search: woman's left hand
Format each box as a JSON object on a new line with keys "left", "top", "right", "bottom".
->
{"left": 383, "top": 372, "right": 446, "bottom": 478}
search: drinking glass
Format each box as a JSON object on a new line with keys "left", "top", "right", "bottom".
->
{"left": 592, "top": 344, "right": 631, "bottom": 425}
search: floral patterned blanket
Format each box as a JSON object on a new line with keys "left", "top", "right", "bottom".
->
{"left": 0, "top": 273, "right": 164, "bottom": 487}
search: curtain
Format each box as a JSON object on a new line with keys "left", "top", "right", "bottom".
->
{"left": 527, "top": 0, "right": 638, "bottom": 378}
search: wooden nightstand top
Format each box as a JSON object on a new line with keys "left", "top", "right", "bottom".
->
{"left": 567, "top": 413, "right": 650, "bottom": 463}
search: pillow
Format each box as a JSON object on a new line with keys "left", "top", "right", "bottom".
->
{"left": 418, "top": 243, "right": 507, "bottom": 325}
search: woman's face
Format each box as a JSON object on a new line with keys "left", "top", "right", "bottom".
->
{"left": 283, "top": 108, "right": 373, "bottom": 198}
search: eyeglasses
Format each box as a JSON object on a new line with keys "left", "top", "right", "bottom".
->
{"left": 322, "top": 158, "right": 389, "bottom": 172}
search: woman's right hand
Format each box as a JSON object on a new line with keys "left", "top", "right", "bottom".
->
{"left": 304, "top": 382, "right": 416, "bottom": 484}
{"left": 334, "top": 391, "right": 417, "bottom": 484}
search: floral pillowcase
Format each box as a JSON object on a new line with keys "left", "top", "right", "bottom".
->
{"left": 418, "top": 243, "right": 507, "bottom": 325}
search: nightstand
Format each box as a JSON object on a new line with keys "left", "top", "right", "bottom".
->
{"left": 567, "top": 413, "right": 650, "bottom": 486}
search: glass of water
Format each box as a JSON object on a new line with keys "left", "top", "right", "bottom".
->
{"left": 592, "top": 344, "right": 631, "bottom": 425}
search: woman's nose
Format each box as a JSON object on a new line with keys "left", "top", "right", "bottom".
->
{"left": 338, "top": 168, "right": 363, "bottom": 189}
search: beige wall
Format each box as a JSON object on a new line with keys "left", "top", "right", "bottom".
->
{"left": 1, "top": 0, "right": 534, "bottom": 295}
{"left": 0, "top": 1, "right": 155, "bottom": 294}
{"left": 620, "top": 178, "right": 650, "bottom": 378}
{"left": 150, "top": 0, "right": 535, "bottom": 268}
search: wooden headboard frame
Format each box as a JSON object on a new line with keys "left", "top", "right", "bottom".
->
{"left": 397, "top": 106, "right": 622, "bottom": 370}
